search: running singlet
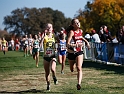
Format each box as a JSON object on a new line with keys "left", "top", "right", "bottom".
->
{"left": 29, "top": 38, "right": 33, "bottom": 46}
{"left": 72, "top": 30, "right": 83, "bottom": 52}
{"left": 33, "top": 39, "right": 39, "bottom": 49}
{"left": 33, "top": 39, "right": 39, "bottom": 52}
{"left": 58, "top": 40, "right": 66, "bottom": 51}
{"left": 24, "top": 38, "right": 29, "bottom": 47}
{"left": 43, "top": 35, "right": 55, "bottom": 57}
{"left": 25, "top": 39, "right": 28, "bottom": 45}
{"left": 1, "top": 40, "right": 7, "bottom": 46}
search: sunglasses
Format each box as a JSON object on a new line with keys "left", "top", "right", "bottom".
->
{"left": 75, "top": 22, "right": 80, "bottom": 25}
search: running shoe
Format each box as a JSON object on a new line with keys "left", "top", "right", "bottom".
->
{"left": 27, "top": 54, "right": 29, "bottom": 56}
{"left": 53, "top": 77, "right": 58, "bottom": 85}
{"left": 77, "top": 84, "right": 81, "bottom": 90}
{"left": 36, "top": 64, "right": 38, "bottom": 67}
{"left": 24, "top": 54, "right": 26, "bottom": 57}
{"left": 47, "top": 85, "right": 50, "bottom": 91}
{"left": 3, "top": 51, "right": 5, "bottom": 55}
{"left": 61, "top": 71, "right": 64, "bottom": 74}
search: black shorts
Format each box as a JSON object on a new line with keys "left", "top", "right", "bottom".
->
{"left": 43, "top": 55, "right": 56, "bottom": 62}
{"left": 68, "top": 51, "right": 84, "bottom": 60}
{"left": 23, "top": 44, "right": 28, "bottom": 49}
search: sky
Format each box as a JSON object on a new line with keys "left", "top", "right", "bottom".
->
{"left": 0, "top": 0, "right": 89, "bottom": 30}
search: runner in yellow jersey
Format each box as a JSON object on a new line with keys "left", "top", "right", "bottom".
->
{"left": 1, "top": 37, "right": 8, "bottom": 55}
{"left": 40, "top": 23, "right": 58, "bottom": 91}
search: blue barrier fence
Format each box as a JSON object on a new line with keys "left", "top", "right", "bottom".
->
{"left": 84, "top": 42, "right": 124, "bottom": 65}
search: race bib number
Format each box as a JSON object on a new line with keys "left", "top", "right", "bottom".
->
{"left": 76, "top": 40, "right": 82, "bottom": 44}
{"left": 60, "top": 44, "right": 66, "bottom": 51}
{"left": 34, "top": 45, "right": 39, "bottom": 48}
{"left": 45, "top": 48, "right": 54, "bottom": 56}
{"left": 75, "top": 40, "right": 83, "bottom": 51}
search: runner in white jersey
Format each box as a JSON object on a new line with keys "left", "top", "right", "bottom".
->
{"left": 23, "top": 35, "right": 29, "bottom": 57}
{"left": 10, "top": 38, "right": 15, "bottom": 50}
{"left": 28, "top": 34, "right": 33, "bottom": 55}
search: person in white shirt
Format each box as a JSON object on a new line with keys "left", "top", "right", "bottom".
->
{"left": 91, "top": 30, "right": 101, "bottom": 43}
{"left": 84, "top": 33, "right": 91, "bottom": 42}
{"left": 10, "top": 38, "right": 15, "bottom": 50}
{"left": 28, "top": 34, "right": 33, "bottom": 55}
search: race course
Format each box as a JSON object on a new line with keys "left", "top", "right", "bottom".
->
{"left": 0, "top": 51, "right": 124, "bottom": 94}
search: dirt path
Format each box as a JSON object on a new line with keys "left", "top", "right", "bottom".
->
{"left": 0, "top": 70, "right": 77, "bottom": 93}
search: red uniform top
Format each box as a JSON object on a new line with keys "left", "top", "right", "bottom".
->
{"left": 72, "top": 30, "right": 83, "bottom": 52}
{"left": 15, "top": 39, "right": 19, "bottom": 44}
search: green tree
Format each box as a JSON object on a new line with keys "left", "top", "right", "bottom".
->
{"left": 3, "top": 7, "right": 71, "bottom": 36}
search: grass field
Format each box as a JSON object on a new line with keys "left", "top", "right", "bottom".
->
{"left": 0, "top": 51, "right": 124, "bottom": 94}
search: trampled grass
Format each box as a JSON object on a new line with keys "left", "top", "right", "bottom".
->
{"left": 0, "top": 51, "right": 124, "bottom": 94}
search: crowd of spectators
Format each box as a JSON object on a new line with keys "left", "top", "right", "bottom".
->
{"left": 85, "top": 25, "right": 124, "bottom": 44}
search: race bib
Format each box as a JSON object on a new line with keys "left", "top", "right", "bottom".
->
{"left": 76, "top": 40, "right": 82, "bottom": 44}
{"left": 60, "top": 44, "right": 66, "bottom": 51}
{"left": 45, "top": 48, "right": 54, "bottom": 56}
{"left": 75, "top": 40, "right": 83, "bottom": 51}
{"left": 34, "top": 45, "right": 39, "bottom": 48}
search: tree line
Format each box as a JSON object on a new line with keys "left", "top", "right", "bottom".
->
{"left": 3, "top": 7, "right": 71, "bottom": 36}
{"left": 1, "top": 0, "right": 124, "bottom": 39}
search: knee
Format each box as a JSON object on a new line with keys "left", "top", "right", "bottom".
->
{"left": 51, "top": 68, "right": 55, "bottom": 72}
{"left": 52, "top": 58, "right": 57, "bottom": 62}
{"left": 77, "top": 66, "right": 82, "bottom": 72}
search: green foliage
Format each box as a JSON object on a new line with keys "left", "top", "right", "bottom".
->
{"left": 76, "top": 0, "right": 124, "bottom": 36}
{"left": 3, "top": 7, "right": 71, "bottom": 36}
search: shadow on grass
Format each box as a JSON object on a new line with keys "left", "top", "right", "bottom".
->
{"left": 0, "top": 89, "right": 71, "bottom": 94}
{"left": 83, "top": 60, "right": 124, "bottom": 75}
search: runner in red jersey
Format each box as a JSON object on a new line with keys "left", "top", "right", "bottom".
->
{"left": 67, "top": 18, "right": 90, "bottom": 90}
{"left": 72, "top": 29, "right": 83, "bottom": 52}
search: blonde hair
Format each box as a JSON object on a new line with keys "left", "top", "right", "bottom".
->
{"left": 46, "top": 23, "right": 53, "bottom": 29}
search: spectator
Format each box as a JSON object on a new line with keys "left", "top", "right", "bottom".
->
{"left": 120, "top": 26, "right": 124, "bottom": 44}
{"left": 99, "top": 26, "right": 106, "bottom": 43}
{"left": 91, "top": 30, "right": 101, "bottom": 43}
{"left": 116, "top": 29, "right": 123, "bottom": 42}
{"left": 103, "top": 25, "right": 113, "bottom": 42}
{"left": 84, "top": 33, "right": 91, "bottom": 42}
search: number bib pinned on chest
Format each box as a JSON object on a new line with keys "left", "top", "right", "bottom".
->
{"left": 44, "top": 35, "right": 55, "bottom": 57}
{"left": 45, "top": 48, "right": 54, "bottom": 56}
